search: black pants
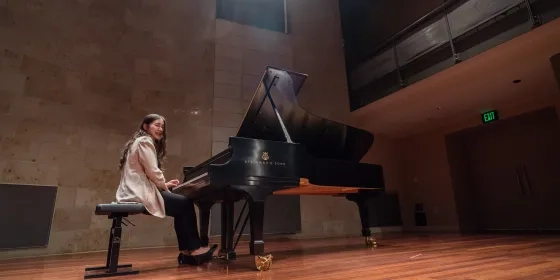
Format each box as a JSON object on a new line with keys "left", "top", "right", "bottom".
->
{"left": 160, "top": 191, "right": 201, "bottom": 251}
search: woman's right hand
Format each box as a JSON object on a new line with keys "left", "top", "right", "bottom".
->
{"left": 164, "top": 179, "right": 180, "bottom": 191}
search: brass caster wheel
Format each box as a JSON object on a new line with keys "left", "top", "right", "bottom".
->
{"left": 365, "top": 237, "right": 377, "bottom": 247}
{"left": 255, "top": 254, "right": 273, "bottom": 271}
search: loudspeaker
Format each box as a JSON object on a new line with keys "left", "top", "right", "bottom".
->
{"left": 551, "top": 53, "right": 560, "bottom": 91}
{"left": 0, "top": 184, "right": 57, "bottom": 250}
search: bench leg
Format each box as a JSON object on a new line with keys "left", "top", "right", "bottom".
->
{"left": 84, "top": 216, "right": 139, "bottom": 279}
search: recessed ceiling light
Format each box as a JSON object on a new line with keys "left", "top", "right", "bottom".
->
{"left": 513, "top": 79, "right": 521, "bottom": 83}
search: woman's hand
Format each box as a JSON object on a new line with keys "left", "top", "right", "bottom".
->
{"left": 164, "top": 179, "right": 180, "bottom": 191}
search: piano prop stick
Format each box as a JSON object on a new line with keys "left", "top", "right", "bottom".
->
{"left": 173, "top": 66, "right": 385, "bottom": 271}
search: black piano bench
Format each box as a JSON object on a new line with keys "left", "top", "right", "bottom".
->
{"left": 83, "top": 203, "right": 146, "bottom": 279}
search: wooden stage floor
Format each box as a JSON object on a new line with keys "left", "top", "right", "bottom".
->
{"left": 1, "top": 233, "right": 559, "bottom": 279}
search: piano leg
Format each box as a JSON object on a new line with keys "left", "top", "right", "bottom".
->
{"left": 218, "top": 200, "right": 237, "bottom": 260}
{"left": 196, "top": 201, "right": 213, "bottom": 247}
{"left": 249, "top": 199, "right": 273, "bottom": 271}
{"left": 232, "top": 185, "right": 273, "bottom": 271}
{"left": 248, "top": 200, "right": 264, "bottom": 256}
{"left": 346, "top": 193, "right": 378, "bottom": 248}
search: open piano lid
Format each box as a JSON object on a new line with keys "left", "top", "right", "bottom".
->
{"left": 235, "top": 66, "right": 374, "bottom": 162}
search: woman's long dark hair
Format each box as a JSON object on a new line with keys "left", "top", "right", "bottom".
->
{"left": 118, "top": 114, "right": 167, "bottom": 171}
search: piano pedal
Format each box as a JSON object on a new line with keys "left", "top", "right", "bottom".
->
{"left": 217, "top": 250, "right": 237, "bottom": 261}
{"left": 215, "top": 256, "right": 232, "bottom": 262}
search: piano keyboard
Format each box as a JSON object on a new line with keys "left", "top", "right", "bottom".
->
{"left": 174, "top": 172, "right": 209, "bottom": 190}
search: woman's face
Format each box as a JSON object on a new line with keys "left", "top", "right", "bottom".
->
{"left": 144, "top": 118, "right": 165, "bottom": 141}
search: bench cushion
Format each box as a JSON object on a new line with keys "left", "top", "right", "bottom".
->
{"left": 95, "top": 203, "right": 146, "bottom": 215}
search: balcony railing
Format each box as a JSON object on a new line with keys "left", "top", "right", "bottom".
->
{"left": 348, "top": 0, "right": 560, "bottom": 111}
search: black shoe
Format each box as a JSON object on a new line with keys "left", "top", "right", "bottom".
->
{"left": 178, "top": 244, "right": 218, "bottom": 265}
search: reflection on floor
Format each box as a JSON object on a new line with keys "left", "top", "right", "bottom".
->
{"left": 0, "top": 233, "right": 559, "bottom": 279}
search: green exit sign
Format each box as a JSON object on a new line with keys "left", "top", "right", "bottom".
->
{"left": 482, "top": 110, "right": 499, "bottom": 123}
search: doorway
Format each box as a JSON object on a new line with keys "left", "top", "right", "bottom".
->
{"left": 447, "top": 106, "right": 560, "bottom": 233}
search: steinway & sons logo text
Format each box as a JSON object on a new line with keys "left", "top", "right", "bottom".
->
{"left": 244, "top": 151, "right": 286, "bottom": 166}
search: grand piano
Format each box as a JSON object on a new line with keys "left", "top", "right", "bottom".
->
{"left": 171, "top": 66, "right": 385, "bottom": 271}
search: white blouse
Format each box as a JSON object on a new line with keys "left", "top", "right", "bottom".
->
{"left": 115, "top": 135, "right": 166, "bottom": 218}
